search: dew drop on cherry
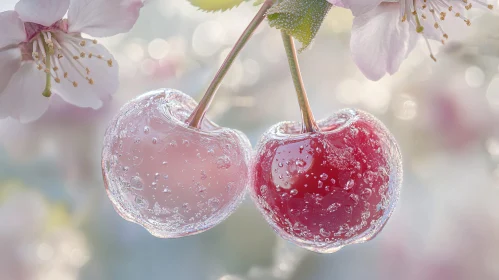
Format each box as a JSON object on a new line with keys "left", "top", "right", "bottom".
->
{"left": 249, "top": 109, "right": 402, "bottom": 253}
{"left": 102, "top": 89, "right": 252, "bottom": 238}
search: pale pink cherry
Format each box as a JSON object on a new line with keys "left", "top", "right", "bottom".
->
{"left": 102, "top": 89, "right": 252, "bottom": 238}
{"left": 0, "top": 0, "right": 146, "bottom": 123}
{"left": 328, "top": 0, "right": 496, "bottom": 80}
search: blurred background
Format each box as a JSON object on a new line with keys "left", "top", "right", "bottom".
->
{"left": 2, "top": 1, "right": 499, "bottom": 279}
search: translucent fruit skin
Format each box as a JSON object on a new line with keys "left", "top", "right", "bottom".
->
{"left": 250, "top": 109, "right": 403, "bottom": 253}
{"left": 102, "top": 89, "right": 252, "bottom": 238}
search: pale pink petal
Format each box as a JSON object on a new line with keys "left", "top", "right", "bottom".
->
{"left": 350, "top": 3, "right": 416, "bottom": 81}
{"left": 0, "top": 48, "right": 22, "bottom": 93}
{"left": 0, "top": 0, "right": 19, "bottom": 11}
{"left": 0, "top": 62, "right": 50, "bottom": 123}
{"left": 68, "top": 0, "right": 144, "bottom": 37}
{"left": 0, "top": 11, "right": 27, "bottom": 48}
{"left": 329, "top": 0, "right": 383, "bottom": 16}
{"left": 15, "top": 0, "right": 69, "bottom": 27}
{"left": 52, "top": 41, "right": 118, "bottom": 109}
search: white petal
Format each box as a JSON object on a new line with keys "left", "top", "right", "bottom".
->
{"left": 0, "top": 11, "right": 27, "bottom": 49}
{"left": 0, "top": 62, "right": 50, "bottom": 123}
{"left": 15, "top": 0, "right": 69, "bottom": 27}
{"left": 0, "top": 48, "right": 22, "bottom": 93}
{"left": 332, "top": 0, "right": 383, "bottom": 16}
{"left": 0, "top": 0, "right": 19, "bottom": 11}
{"left": 52, "top": 42, "right": 118, "bottom": 109}
{"left": 68, "top": 0, "right": 144, "bottom": 37}
{"left": 350, "top": 3, "right": 416, "bottom": 81}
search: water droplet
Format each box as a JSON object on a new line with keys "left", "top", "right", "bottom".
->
{"left": 154, "top": 173, "right": 160, "bottom": 180}
{"left": 361, "top": 188, "right": 373, "bottom": 200}
{"left": 153, "top": 202, "right": 161, "bottom": 215}
{"left": 290, "top": 189, "right": 298, "bottom": 195}
{"left": 350, "top": 194, "right": 359, "bottom": 205}
{"left": 344, "top": 179, "right": 355, "bottom": 190}
{"left": 198, "top": 185, "right": 207, "bottom": 196}
{"left": 295, "top": 159, "right": 306, "bottom": 167}
{"left": 320, "top": 173, "right": 328, "bottom": 181}
{"left": 208, "top": 198, "right": 220, "bottom": 211}
{"left": 226, "top": 182, "right": 235, "bottom": 193}
{"left": 163, "top": 187, "right": 172, "bottom": 195}
{"left": 330, "top": 178, "right": 336, "bottom": 185}
{"left": 200, "top": 170, "right": 207, "bottom": 180}
{"left": 130, "top": 176, "right": 144, "bottom": 190}
{"left": 135, "top": 195, "right": 148, "bottom": 209}
{"left": 278, "top": 162, "right": 284, "bottom": 167}
{"left": 122, "top": 166, "right": 129, "bottom": 172}
{"left": 152, "top": 137, "right": 158, "bottom": 144}
{"left": 260, "top": 185, "right": 268, "bottom": 195}
{"left": 318, "top": 181, "right": 324, "bottom": 188}
{"left": 182, "top": 139, "right": 190, "bottom": 147}
{"left": 216, "top": 156, "right": 231, "bottom": 169}
{"left": 162, "top": 161, "right": 168, "bottom": 165}
{"left": 320, "top": 228, "right": 331, "bottom": 237}
{"left": 143, "top": 126, "right": 150, "bottom": 134}
{"left": 327, "top": 202, "right": 341, "bottom": 212}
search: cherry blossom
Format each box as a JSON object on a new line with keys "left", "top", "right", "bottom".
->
{"left": 0, "top": 0, "right": 145, "bottom": 123}
{"left": 329, "top": 0, "right": 495, "bottom": 80}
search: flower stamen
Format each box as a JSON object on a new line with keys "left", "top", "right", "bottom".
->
{"left": 400, "top": 0, "right": 492, "bottom": 62}
{"left": 40, "top": 34, "right": 52, "bottom": 97}
{"left": 25, "top": 30, "right": 115, "bottom": 95}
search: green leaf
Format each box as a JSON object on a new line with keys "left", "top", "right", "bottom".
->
{"left": 187, "top": 0, "right": 247, "bottom": 11}
{"left": 267, "top": 0, "right": 332, "bottom": 51}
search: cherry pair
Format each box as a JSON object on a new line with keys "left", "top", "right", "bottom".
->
{"left": 101, "top": 87, "right": 402, "bottom": 253}
{"left": 101, "top": 2, "right": 402, "bottom": 253}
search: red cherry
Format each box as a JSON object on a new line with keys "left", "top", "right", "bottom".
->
{"left": 250, "top": 109, "right": 402, "bottom": 253}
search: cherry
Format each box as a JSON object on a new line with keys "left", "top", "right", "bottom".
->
{"left": 250, "top": 109, "right": 402, "bottom": 253}
{"left": 102, "top": 89, "right": 252, "bottom": 238}
{"left": 101, "top": 2, "right": 273, "bottom": 238}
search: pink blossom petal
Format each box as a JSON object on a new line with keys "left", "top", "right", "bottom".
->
{"left": 329, "top": 0, "right": 383, "bottom": 16}
{"left": 0, "top": 48, "right": 22, "bottom": 93}
{"left": 0, "top": 11, "right": 27, "bottom": 48}
{"left": 68, "top": 0, "right": 144, "bottom": 37}
{"left": 0, "top": 62, "right": 50, "bottom": 123}
{"left": 350, "top": 3, "right": 417, "bottom": 81}
{"left": 0, "top": 0, "right": 19, "bottom": 11}
{"left": 15, "top": 0, "right": 69, "bottom": 27}
{"left": 52, "top": 42, "right": 118, "bottom": 109}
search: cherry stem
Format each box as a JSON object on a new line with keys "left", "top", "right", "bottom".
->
{"left": 187, "top": 0, "right": 273, "bottom": 129}
{"left": 280, "top": 32, "right": 318, "bottom": 133}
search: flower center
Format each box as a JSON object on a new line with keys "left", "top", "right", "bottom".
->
{"left": 402, "top": 0, "right": 494, "bottom": 61}
{"left": 26, "top": 29, "right": 114, "bottom": 98}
